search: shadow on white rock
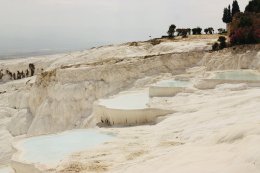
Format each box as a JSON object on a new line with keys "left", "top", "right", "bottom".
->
{"left": 7, "top": 109, "right": 33, "bottom": 136}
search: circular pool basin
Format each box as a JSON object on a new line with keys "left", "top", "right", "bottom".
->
{"left": 98, "top": 91, "right": 149, "bottom": 110}
{"left": 94, "top": 90, "right": 173, "bottom": 126}
{"left": 11, "top": 129, "right": 114, "bottom": 172}
{"left": 214, "top": 70, "right": 260, "bottom": 81}
{"left": 149, "top": 80, "right": 191, "bottom": 97}
{"left": 195, "top": 70, "right": 260, "bottom": 89}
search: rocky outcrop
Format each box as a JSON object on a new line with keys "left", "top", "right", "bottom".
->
{"left": 27, "top": 52, "right": 204, "bottom": 135}
{"left": 0, "top": 37, "right": 259, "bottom": 169}
{"left": 0, "top": 40, "right": 259, "bottom": 138}
{"left": 25, "top": 43, "right": 260, "bottom": 136}
{"left": 199, "top": 44, "right": 260, "bottom": 70}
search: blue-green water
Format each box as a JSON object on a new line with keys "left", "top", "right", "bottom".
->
{"left": 20, "top": 130, "right": 113, "bottom": 164}
{"left": 214, "top": 71, "right": 260, "bottom": 81}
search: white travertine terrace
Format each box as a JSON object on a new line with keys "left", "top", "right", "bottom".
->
{"left": 149, "top": 80, "right": 191, "bottom": 97}
{"left": 195, "top": 70, "right": 260, "bottom": 89}
{"left": 94, "top": 90, "right": 174, "bottom": 126}
{"left": 0, "top": 36, "right": 259, "bottom": 172}
{"left": 0, "top": 38, "right": 216, "bottom": 169}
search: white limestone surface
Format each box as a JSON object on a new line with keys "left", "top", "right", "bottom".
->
{"left": 0, "top": 37, "right": 259, "bottom": 171}
{"left": 55, "top": 84, "right": 260, "bottom": 173}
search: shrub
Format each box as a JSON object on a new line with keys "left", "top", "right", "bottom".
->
{"left": 208, "top": 27, "right": 214, "bottom": 34}
{"left": 129, "top": 42, "right": 138, "bottom": 46}
{"left": 182, "top": 30, "right": 188, "bottom": 38}
{"left": 29, "top": 63, "right": 35, "bottom": 76}
{"left": 150, "top": 39, "right": 161, "bottom": 46}
{"left": 0, "top": 70, "right": 3, "bottom": 80}
{"left": 253, "top": 28, "right": 260, "bottom": 43}
{"left": 230, "top": 27, "right": 258, "bottom": 45}
{"left": 212, "top": 36, "right": 227, "bottom": 51}
{"left": 218, "top": 36, "right": 227, "bottom": 49}
{"left": 218, "top": 28, "right": 227, "bottom": 34}
{"left": 187, "top": 28, "right": 191, "bottom": 35}
{"left": 204, "top": 29, "right": 209, "bottom": 34}
{"left": 212, "top": 42, "right": 220, "bottom": 51}
{"left": 204, "top": 27, "right": 214, "bottom": 34}
{"left": 176, "top": 28, "right": 189, "bottom": 37}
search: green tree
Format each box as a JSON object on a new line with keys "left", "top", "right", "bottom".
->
{"left": 167, "top": 24, "right": 176, "bottom": 37}
{"left": 204, "top": 28, "right": 209, "bottom": 34}
{"left": 192, "top": 27, "right": 202, "bottom": 35}
{"left": 212, "top": 42, "right": 219, "bottom": 51}
{"left": 222, "top": 7, "right": 232, "bottom": 24}
{"left": 245, "top": 0, "right": 260, "bottom": 13}
{"left": 239, "top": 15, "right": 253, "bottom": 27}
{"left": 208, "top": 27, "right": 214, "bottom": 34}
{"left": 232, "top": 0, "right": 240, "bottom": 16}
{"left": 227, "top": 5, "right": 232, "bottom": 22}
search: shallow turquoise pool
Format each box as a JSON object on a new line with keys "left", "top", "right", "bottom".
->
{"left": 214, "top": 71, "right": 260, "bottom": 81}
{"left": 19, "top": 130, "right": 113, "bottom": 164}
{"left": 99, "top": 91, "right": 149, "bottom": 110}
{"left": 154, "top": 80, "right": 190, "bottom": 87}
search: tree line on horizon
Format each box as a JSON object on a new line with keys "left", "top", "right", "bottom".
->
{"left": 0, "top": 63, "right": 36, "bottom": 81}
{"left": 166, "top": 25, "right": 226, "bottom": 38}
{"left": 163, "top": 0, "right": 258, "bottom": 50}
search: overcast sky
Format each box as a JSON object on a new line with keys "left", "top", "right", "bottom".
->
{"left": 0, "top": 0, "right": 249, "bottom": 55}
